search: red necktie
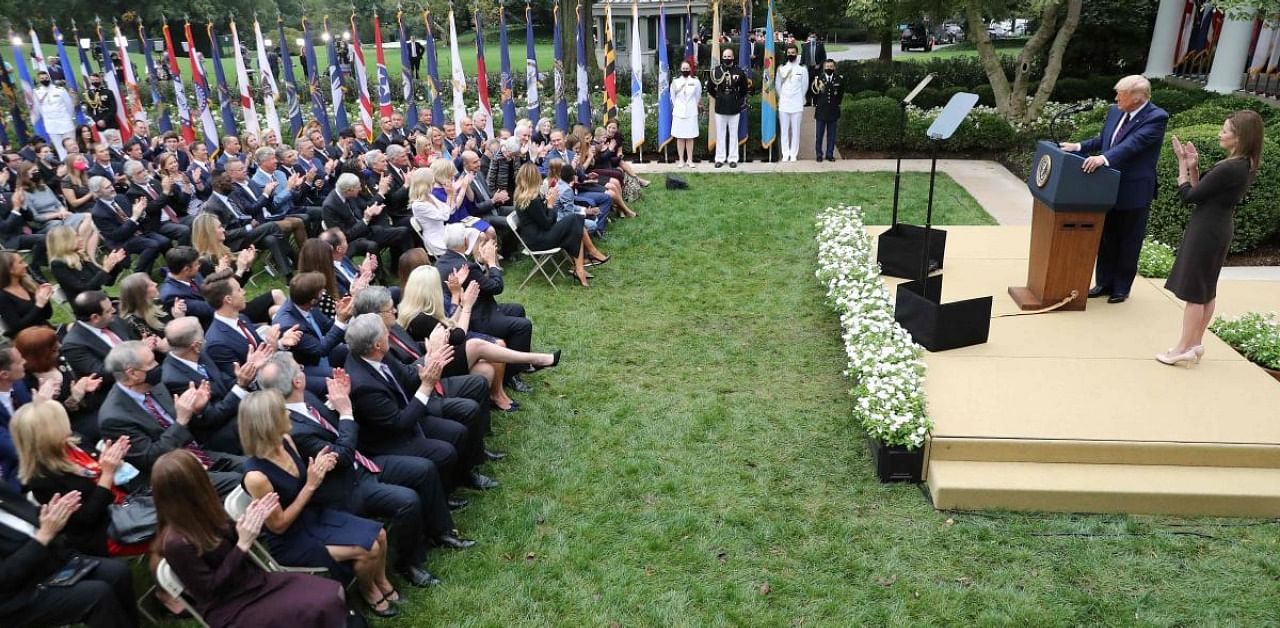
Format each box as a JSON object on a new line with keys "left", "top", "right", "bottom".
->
{"left": 143, "top": 393, "right": 214, "bottom": 468}
{"left": 389, "top": 334, "right": 421, "bottom": 361}
{"left": 101, "top": 327, "right": 122, "bottom": 345}
{"left": 308, "top": 408, "right": 380, "bottom": 473}
{"left": 237, "top": 320, "right": 259, "bottom": 348}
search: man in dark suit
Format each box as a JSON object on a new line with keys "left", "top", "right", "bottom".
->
{"left": 1062, "top": 75, "right": 1169, "bottom": 304}
{"left": 202, "top": 174, "right": 296, "bottom": 274}
{"left": 322, "top": 172, "right": 415, "bottom": 264}
{"left": 160, "top": 247, "right": 215, "bottom": 326}
{"left": 161, "top": 316, "right": 267, "bottom": 454}
{"left": 122, "top": 160, "right": 190, "bottom": 244}
{"left": 258, "top": 353, "right": 473, "bottom": 588}
{"left": 88, "top": 175, "right": 171, "bottom": 274}
{"left": 343, "top": 313, "right": 497, "bottom": 491}
{"left": 0, "top": 343, "right": 33, "bottom": 493}
{"left": 202, "top": 272, "right": 302, "bottom": 383}
{"left": 98, "top": 340, "right": 244, "bottom": 495}
{"left": 800, "top": 32, "right": 827, "bottom": 105}
{"left": 436, "top": 228, "right": 534, "bottom": 391}
{"left": 272, "top": 272, "right": 349, "bottom": 374}
{"left": 319, "top": 229, "right": 370, "bottom": 296}
{"left": 810, "top": 59, "right": 845, "bottom": 163}
{"left": 87, "top": 143, "right": 127, "bottom": 192}
{"left": 61, "top": 291, "right": 156, "bottom": 410}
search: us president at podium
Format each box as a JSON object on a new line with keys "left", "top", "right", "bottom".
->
{"left": 1060, "top": 75, "right": 1169, "bottom": 304}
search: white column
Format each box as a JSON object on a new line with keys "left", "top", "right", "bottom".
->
{"left": 1205, "top": 16, "right": 1255, "bottom": 93}
{"left": 1144, "top": 0, "right": 1185, "bottom": 78}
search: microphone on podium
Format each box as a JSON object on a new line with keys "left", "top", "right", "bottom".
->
{"left": 1050, "top": 101, "right": 1100, "bottom": 145}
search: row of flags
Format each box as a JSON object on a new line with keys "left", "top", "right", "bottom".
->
{"left": 0, "top": 1, "right": 784, "bottom": 157}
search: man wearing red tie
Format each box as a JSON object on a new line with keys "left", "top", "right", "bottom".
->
{"left": 61, "top": 291, "right": 169, "bottom": 411}
{"left": 202, "top": 272, "right": 303, "bottom": 384}
{"left": 122, "top": 160, "right": 192, "bottom": 245}
{"left": 88, "top": 176, "right": 171, "bottom": 274}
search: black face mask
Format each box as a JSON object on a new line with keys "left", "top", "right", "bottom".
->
{"left": 144, "top": 364, "right": 163, "bottom": 387}
{"left": 39, "top": 79, "right": 51, "bottom": 87}
{"left": 786, "top": 54, "right": 797, "bottom": 62}
{"left": 722, "top": 58, "right": 734, "bottom": 67}
{"left": 681, "top": 70, "right": 691, "bottom": 77}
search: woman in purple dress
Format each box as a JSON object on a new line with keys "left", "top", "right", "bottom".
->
{"left": 152, "top": 450, "right": 349, "bottom": 627}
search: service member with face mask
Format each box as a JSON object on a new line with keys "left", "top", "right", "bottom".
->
{"left": 33, "top": 72, "right": 78, "bottom": 160}
{"left": 707, "top": 50, "right": 750, "bottom": 168}
{"left": 810, "top": 60, "right": 845, "bottom": 163}
{"left": 670, "top": 61, "right": 703, "bottom": 168}
{"left": 776, "top": 45, "right": 809, "bottom": 162}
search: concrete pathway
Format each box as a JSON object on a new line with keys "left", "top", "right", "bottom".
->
{"left": 825, "top": 42, "right": 955, "bottom": 62}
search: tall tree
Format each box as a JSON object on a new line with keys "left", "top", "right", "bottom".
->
{"left": 964, "top": 0, "right": 1082, "bottom": 124}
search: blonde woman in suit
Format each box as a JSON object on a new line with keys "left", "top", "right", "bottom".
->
{"left": 671, "top": 61, "right": 702, "bottom": 168}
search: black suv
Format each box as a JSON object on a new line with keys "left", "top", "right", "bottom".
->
{"left": 900, "top": 24, "right": 935, "bottom": 52}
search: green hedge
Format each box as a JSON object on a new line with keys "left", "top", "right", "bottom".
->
{"left": 1148, "top": 123, "right": 1280, "bottom": 253}
{"left": 837, "top": 97, "right": 902, "bottom": 151}
{"left": 1150, "top": 88, "right": 1215, "bottom": 115}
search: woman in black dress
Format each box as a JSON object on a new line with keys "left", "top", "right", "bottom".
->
{"left": 0, "top": 251, "right": 55, "bottom": 337}
{"left": 152, "top": 450, "right": 349, "bottom": 628}
{"left": 46, "top": 224, "right": 129, "bottom": 304}
{"left": 117, "top": 272, "right": 184, "bottom": 338}
{"left": 512, "top": 163, "right": 610, "bottom": 287}
{"left": 14, "top": 326, "right": 104, "bottom": 443}
{"left": 1160, "top": 110, "right": 1264, "bottom": 366}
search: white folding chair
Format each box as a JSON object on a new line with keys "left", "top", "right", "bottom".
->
{"left": 155, "top": 559, "right": 212, "bottom": 628}
{"left": 506, "top": 212, "right": 566, "bottom": 291}
{"left": 223, "top": 487, "right": 327, "bottom": 576}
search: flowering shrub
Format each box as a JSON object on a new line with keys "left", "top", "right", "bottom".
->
{"left": 1138, "top": 238, "right": 1177, "bottom": 279}
{"left": 815, "top": 205, "right": 931, "bottom": 450}
{"left": 1210, "top": 312, "right": 1280, "bottom": 371}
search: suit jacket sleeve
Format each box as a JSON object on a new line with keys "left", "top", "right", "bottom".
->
{"left": 51, "top": 262, "right": 118, "bottom": 300}
{"left": 297, "top": 412, "right": 359, "bottom": 470}
{"left": 91, "top": 203, "right": 141, "bottom": 244}
{"left": 62, "top": 338, "right": 106, "bottom": 381}
{"left": 99, "top": 409, "right": 196, "bottom": 474}
{"left": 1102, "top": 110, "right": 1169, "bottom": 171}
{"left": 286, "top": 313, "right": 346, "bottom": 365}
{"left": 471, "top": 261, "right": 504, "bottom": 297}
{"left": 0, "top": 532, "right": 57, "bottom": 593}
{"left": 204, "top": 333, "right": 244, "bottom": 381}
{"left": 351, "top": 381, "right": 427, "bottom": 435}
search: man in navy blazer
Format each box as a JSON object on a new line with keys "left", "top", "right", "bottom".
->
{"left": 319, "top": 229, "right": 372, "bottom": 296}
{"left": 88, "top": 176, "right": 171, "bottom": 274}
{"left": 159, "top": 247, "right": 214, "bottom": 326}
{"left": 202, "top": 272, "right": 302, "bottom": 382}
{"left": 0, "top": 344, "right": 32, "bottom": 493}
{"left": 161, "top": 316, "right": 264, "bottom": 455}
{"left": 272, "top": 272, "right": 350, "bottom": 373}
{"left": 1062, "top": 75, "right": 1169, "bottom": 303}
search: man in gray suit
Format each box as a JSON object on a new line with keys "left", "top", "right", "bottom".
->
{"left": 97, "top": 341, "right": 245, "bottom": 495}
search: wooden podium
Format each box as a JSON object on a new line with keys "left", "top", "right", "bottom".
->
{"left": 1009, "top": 141, "right": 1120, "bottom": 311}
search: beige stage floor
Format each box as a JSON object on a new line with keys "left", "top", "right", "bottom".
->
{"left": 867, "top": 225, "right": 1280, "bottom": 515}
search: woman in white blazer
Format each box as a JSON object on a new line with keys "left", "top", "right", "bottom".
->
{"left": 670, "top": 61, "right": 702, "bottom": 168}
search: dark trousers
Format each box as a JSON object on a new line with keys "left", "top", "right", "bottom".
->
{"left": 157, "top": 221, "right": 191, "bottom": 245}
{"left": 815, "top": 118, "right": 838, "bottom": 159}
{"left": 349, "top": 226, "right": 415, "bottom": 274}
{"left": 5, "top": 234, "right": 48, "bottom": 270}
{"left": 123, "top": 232, "right": 171, "bottom": 274}
{"left": 1095, "top": 207, "right": 1150, "bottom": 297}
{"left": 230, "top": 223, "right": 293, "bottom": 275}
{"left": 425, "top": 386, "right": 486, "bottom": 474}
{"left": 474, "top": 303, "right": 533, "bottom": 381}
{"left": 18, "top": 556, "right": 137, "bottom": 628}
{"left": 357, "top": 454, "right": 454, "bottom": 569}
{"left": 373, "top": 429, "right": 460, "bottom": 490}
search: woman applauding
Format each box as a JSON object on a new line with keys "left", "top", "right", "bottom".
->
{"left": 512, "top": 163, "right": 609, "bottom": 287}
{"left": 1159, "top": 111, "right": 1264, "bottom": 366}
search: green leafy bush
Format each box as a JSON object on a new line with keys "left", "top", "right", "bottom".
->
{"left": 1052, "top": 78, "right": 1094, "bottom": 103}
{"left": 852, "top": 89, "right": 882, "bottom": 101}
{"left": 1150, "top": 87, "right": 1214, "bottom": 115}
{"left": 838, "top": 97, "right": 902, "bottom": 151}
{"left": 1169, "top": 101, "right": 1237, "bottom": 128}
{"left": 911, "top": 87, "right": 946, "bottom": 110}
{"left": 1138, "top": 239, "right": 1177, "bottom": 278}
{"left": 1149, "top": 123, "right": 1280, "bottom": 253}
{"left": 1210, "top": 312, "right": 1280, "bottom": 370}
{"left": 885, "top": 86, "right": 909, "bottom": 101}
{"left": 974, "top": 84, "right": 995, "bottom": 107}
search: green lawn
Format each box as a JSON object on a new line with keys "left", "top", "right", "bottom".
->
{"left": 902, "top": 38, "right": 1026, "bottom": 62}
{"left": 136, "top": 171, "right": 1280, "bottom": 625}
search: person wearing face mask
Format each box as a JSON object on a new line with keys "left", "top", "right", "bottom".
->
{"left": 34, "top": 72, "right": 77, "bottom": 160}
{"left": 671, "top": 61, "right": 702, "bottom": 168}
{"left": 82, "top": 73, "right": 118, "bottom": 131}
{"left": 707, "top": 50, "right": 750, "bottom": 168}
{"left": 776, "top": 45, "right": 808, "bottom": 163}
{"left": 810, "top": 59, "right": 845, "bottom": 162}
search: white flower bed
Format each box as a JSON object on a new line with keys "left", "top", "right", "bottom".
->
{"left": 815, "top": 205, "right": 931, "bottom": 450}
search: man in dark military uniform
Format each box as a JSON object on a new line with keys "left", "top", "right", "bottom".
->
{"left": 83, "top": 73, "right": 118, "bottom": 131}
{"left": 707, "top": 48, "right": 750, "bottom": 168}
{"left": 810, "top": 59, "right": 844, "bottom": 162}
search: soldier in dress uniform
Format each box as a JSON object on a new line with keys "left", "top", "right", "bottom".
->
{"left": 83, "top": 74, "right": 119, "bottom": 131}
{"left": 708, "top": 48, "right": 750, "bottom": 168}
{"left": 810, "top": 59, "right": 844, "bottom": 162}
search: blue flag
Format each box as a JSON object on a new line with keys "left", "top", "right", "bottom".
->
{"left": 761, "top": 0, "right": 777, "bottom": 149}
{"left": 575, "top": 1, "right": 591, "bottom": 126}
{"left": 738, "top": 12, "right": 750, "bottom": 146}
{"left": 526, "top": 4, "right": 540, "bottom": 124}
{"left": 138, "top": 23, "right": 173, "bottom": 133}
{"left": 10, "top": 36, "right": 47, "bottom": 140}
{"left": 301, "top": 19, "right": 332, "bottom": 141}
{"left": 52, "top": 24, "right": 88, "bottom": 126}
{"left": 398, "top": 12, "right": 418, "bottom": 127}
{"left": 325, "top": 18, "right": 349, "bottom": 131}
{"left": 208, "top": 24, "right": 239, "bottom": 137}
{"left": 657, "top": 6, "right": 672, "bottom": 149}
{"left": 423, "top": 10, "right": 445, "bottom": 128}
{"left": 278, "top": 18, "right": 304, "bottom": 140}
{"left": 499, "top": 5, "right": 516, "bottom": 132}
{"left": 684, "top": 3, "right": 696, "bottom": 69}
{"left": 552, "top": 4, "right": 569, "bottom": 130}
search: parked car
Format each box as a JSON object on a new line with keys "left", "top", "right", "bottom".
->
{"left": 900, "top": 24, "right": 935, "bottom": 52}
{"left": 986, "top": 23, "right": 1010, "bottom": 39}
{"left": 940, "top": 23, "right": 965, "bottom": 44}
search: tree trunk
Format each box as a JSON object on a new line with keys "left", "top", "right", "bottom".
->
{"left": 879, "top": 28, "right": 893, "bottom": 61}
{"left": 965, "top": 0, "right": 1083, "bottom": 125}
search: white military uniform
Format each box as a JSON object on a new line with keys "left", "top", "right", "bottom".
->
{"left": 670, "top": 74, "right": 702, "bottom": 140}
{"left": 34, "top": 82, "right": 77, "bottom": 159}
{"left": 775, "top": 60, "right": 808, "bottom": 162}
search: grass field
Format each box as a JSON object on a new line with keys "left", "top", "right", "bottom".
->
{"left": 134, "top": 171, "right": 1280, "bottom": 625}
{"left": 901, "top": 38, "right": 1026, "bottom": 62}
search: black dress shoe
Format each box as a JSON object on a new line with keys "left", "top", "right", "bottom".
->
{"left": 447, "top": 496, "right": 469, "bottom": 511}
{"left": 815, "top": 156, "right": 824, "bottom": 163}
{"left": 1087, "top": 286, "right": 1110, "bottom": 298}
{"left": 508, "top": 377, "right": 533, "bottom": 393}
{"left": 529, "top": 350, "right": 561, "bottom": 373}
{"left": 485, "top": 449, "right": 508, "bottom": 461}
{"left": 435, "top": 530, "right": 477, "bottom": 549}
{"left": 1107, "top": 294, "right": 1128, "bottom": 304}
{"left": 468, "top": 472, "right": 499, "bottom": 490}
{"left": 714, "top": 161, "right": 724, "bottom": 168}
{"left": 729, "top": 161, "right": 738, "bottom": 168}
{"left": 396, "top": 566, "right": 441, "bottom": 588}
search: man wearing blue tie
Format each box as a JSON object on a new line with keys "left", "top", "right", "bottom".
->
{"left": 272, "top": 272, "right": 351, "bottom": 374}
{"left": 1060, "top": 75, "right": 1169, "bottom": 304}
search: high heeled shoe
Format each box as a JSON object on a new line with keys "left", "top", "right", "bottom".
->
{"left": 1193, "top": 345, "right": 1205, "bottom": 360}
{"left": 529, "top": 350, "right": 561, "bottom": 372}
{"left": 571, "top": 269, "right": 591, "bottom": 287}
{"left": 1156, "top": 347, "right": 1201, "bottom": 367}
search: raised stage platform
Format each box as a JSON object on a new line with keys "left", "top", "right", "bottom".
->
{"left": 869, "top": 225, "right": 1280, "bottom": 517}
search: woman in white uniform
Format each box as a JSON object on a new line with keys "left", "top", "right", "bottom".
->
{"left": 670, "top": 61, "right": 702, "bottom": 167}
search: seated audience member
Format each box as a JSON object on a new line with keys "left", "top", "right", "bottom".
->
{"left": 155, "top": 153, "right": 200, "bottom": 220}
{"left": 16, "top": 162, "right": 91, "bottom": 238}
{"left": 322, "top": 172, "right": 415, "bottom": 266}
{"left": 0, "top": 341, "right": 32, "bottom": 493}
{"left": 434, "top": 159, "right": 496, "bottom": 246}
{"left": 12, "top": 401, "right": 147, "bottom": 557}
{"left": 0, "top": 486, "right": 139, "bottom": 628}
{"left": 395, "top": 248, "right": 433, "bottom": 303}
{"left": 297, "top": 239, "right": 345, "bottom": 317}
{"left": 0, "top": 181, "right": 51, "bottom": 280}
{"left": 162, "top": 316, "right": 267, "bottom": 455}
{"left": 187, "top": 142, "right": 215, "bottom": 200}
{"left": 60, "top": 152, "right": 98, "bottom": 213}
{"left": 251, "top": 147, "right": 320, "bottom": 230}
{"left": 215, "top": 135, "right": 245, "bottom": 170}
{"left": 238, "top": 390, "right": 399, "bottom": 616}
{"left": 601, "top": 119, "right": 652, "bottom": 187}
{"left": 98, "top": 340, "right": 243, "bottom": 495}
{"left": 151, "top": 450, "right": 350, "bottom": 628}
{"left": 220, "top": 161, "right": 310, "bottom": 250}
{"left": 46, "top": 225, "right": 129, "bottom": 304}
{"left": 317, "top": 228, "right": 377, "bottom": 296}
{"left": 458, "top": 149, "right": 512, "bottom": 225}
{"left": 557, "top": 162, "right": 607, "bottom": 236}
{"left": 273, "top": 272, "right": 350, "bottom": 373}
{"left": 573, "top": 131, "right": 636, "bottom": 218}
{"left": 514, "top": 163, "right": 609, "bottom": 287}
{"left": 487, "top": 138, "right": 526, "bottom": 201}
{"left": 192, "top": 211, "right": 294, "bottom": 282}
{"left": 343, "top": 313, "right": 495, "bottom": 491}
{"left": 87, "top": 141, "right": 127, "bottom": 189}
{"left": 122, "top": 159, "right": 190, "bottom": 244}
{"left": 119, "top": 272, "right": 185, "bottom": 338}
{"left": 164, "top": 248, "right": 283, "bottom": 327}
{"left": 257, "top": 354, "right": 471, "bottom": 587}
{"left": 62, "top": 291, "right": 155, "bottom": 398}
{"left": 396, "top": 268, "right": 558, "bottom": 411}
{"left": 408, "top": 167, "right": 454, "bottom": 257}
{"left": 0, "top": 251, "right": 54, "bottom": 337}
{"left": 14, "top": 327, "right": 103, "bottom": 443}
{"left": 202, "top": 272, "right": 302, "bottom": 382}
{"left": 88, "top": 175, "right": 170, "bottom": 274}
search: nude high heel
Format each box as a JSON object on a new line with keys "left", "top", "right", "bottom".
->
{"left": 1156, "top": 347, "right": 1200, "bottom": 367}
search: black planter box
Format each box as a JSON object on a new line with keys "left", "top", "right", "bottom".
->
{"left": 876, "top": 223, "right": 947, "bottom": 280}
{"left": 867, "top": 437, "right": 924, "bottom": 483}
